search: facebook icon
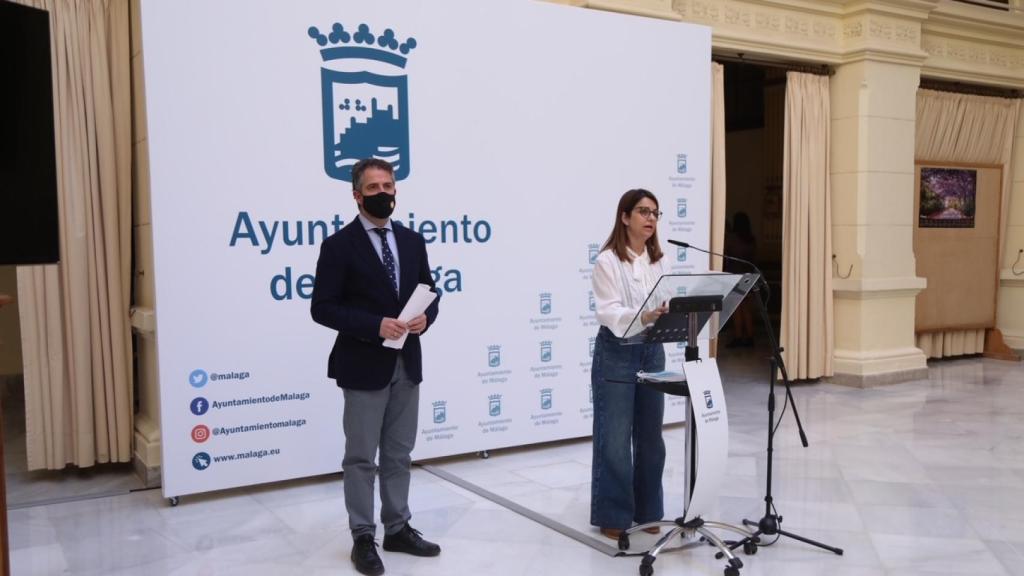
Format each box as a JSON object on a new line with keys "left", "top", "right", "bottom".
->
{"left": 190, "top": 397, "right": 209, "bottom": 416}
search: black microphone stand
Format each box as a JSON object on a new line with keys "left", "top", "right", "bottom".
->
{"left": 669, "top": 240, "right": 843, "bottom": 557}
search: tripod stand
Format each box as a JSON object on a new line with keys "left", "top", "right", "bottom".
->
{"left": 719, "top": 280, "right": 843, "bottom": 557}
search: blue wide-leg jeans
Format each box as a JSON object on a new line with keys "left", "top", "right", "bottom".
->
{"left": 590, "top": 326, "right": 666, "bottom": 529}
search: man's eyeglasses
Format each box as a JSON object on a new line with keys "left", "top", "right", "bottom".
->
{"left": 633, "top": 207, "right": 663, "bottom": 220}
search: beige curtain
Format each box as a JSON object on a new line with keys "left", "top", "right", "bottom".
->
{"left": 709, "top": 63, "right": 726, "bottom": 357}
{"left": 780, "top": 72, "right": 833, "bottom": 380}
{"left": 710, "top": 63, "right": 726, "bottom": 272}
{"left": 14, "top": 0, "right": 133, "bottom": 469}
{"left": 914, "top": 89, "right": 1020, "bottom": 358}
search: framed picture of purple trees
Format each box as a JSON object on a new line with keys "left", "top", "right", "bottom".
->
{"left": 919, "top": 167, "right": 977, "bottom": 228}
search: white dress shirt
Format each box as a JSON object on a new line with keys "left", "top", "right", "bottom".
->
{"left": 592, "top": 246, "right": 667, "bottom": 338}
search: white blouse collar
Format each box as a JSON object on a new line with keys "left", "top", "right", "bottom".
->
{"left": 626, "top": 246, "right": 649, "bottom": 262}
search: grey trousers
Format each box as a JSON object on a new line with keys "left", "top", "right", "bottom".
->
{"left": 342, "top": 356, "right": 419, "bottom": 538}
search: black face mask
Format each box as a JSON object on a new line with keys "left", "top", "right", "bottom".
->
{"left": 361, "top": 192, "right": 396, "bottom": 219}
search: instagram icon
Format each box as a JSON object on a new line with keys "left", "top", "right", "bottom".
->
{"left": 191, "top": 424, "right": 210, "bottom": 443}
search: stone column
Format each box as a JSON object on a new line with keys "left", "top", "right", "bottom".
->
{"left": 130, "top": 0, "right": 161, "bottom": 486}
{"left": 997, "top": 107, "right": 1024, "bottom": 349}
{"left": 829, "top": 8, "right": 933, "bottom": 386}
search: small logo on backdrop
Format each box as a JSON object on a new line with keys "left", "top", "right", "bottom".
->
{"left": 677, "top": 198, "right": 688, "bottom": 218}
{"left": 309, "top": 22, "right": 417, "bottom": 183}
{"left": 588, "top": 384, "right": 593, "bottom": 404}
{"left": 488, "top": 394, "right": 502, "bottom": 417}
{"left": 190, "top": 397, "right": 209, "bottom": 416}
{"left": 676, "top": 153, "right": 688, "bottom": 174}
{"left": 588, "top": 290, "right": 596, "bottom": 312}
{"left": 191, "top": 425, "right": 210, "bottom": 443}
{"left": 539, "top": 292, "right": 552, "bottom": 315}
{"left": 540, "top": 341, "right": 552, "bottom": 363}
{"left": 432, "top": 400, "right": 447, "bottom": 424}
{"left": 588, "top": 243, "right": 600, "bottom": 265}
{"left": 677, "top": 247, "right": 687, "bottom": 262}
{"left": 189, "top": 369, "right": 208, "bottom": 388}
{"left": 192, "top": 452, "right": 211, "bottom": 471}
{"left": 703, "top": 390, "right": 714, "bottom": 410}
{"left": 540, "top": 388, "right": 553, "bottom": 410}
{"left": 588, "top": 337, "right": 596, "bottom": 358}
{"left": 488, "top": 345, "right": 501, "bottom": 368}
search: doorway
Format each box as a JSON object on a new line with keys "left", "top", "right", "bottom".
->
{"left": 719, "top": 62, "right": 785, "bottom": 352}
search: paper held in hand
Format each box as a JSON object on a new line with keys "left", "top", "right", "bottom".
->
{"left": 383, "top": 283, "right": 438, "bottom": 349}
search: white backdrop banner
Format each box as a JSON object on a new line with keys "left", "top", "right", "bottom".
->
{"left": 142, "top": 0, "right": 711, "bottom": 498}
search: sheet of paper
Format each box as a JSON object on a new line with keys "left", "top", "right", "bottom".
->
{"left": 383, "top": 283, "right": 438, "bottom": 349}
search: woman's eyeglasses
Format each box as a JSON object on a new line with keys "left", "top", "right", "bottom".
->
{"left": 633, "top": 207, "right": 663, "bottom": 220}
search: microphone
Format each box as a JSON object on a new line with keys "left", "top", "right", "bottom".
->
{"left": 667, "top": 239, "right": 763, "bottom": 282}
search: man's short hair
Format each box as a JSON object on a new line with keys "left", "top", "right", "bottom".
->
{"left": 351, "top": 158, "right": 395, "bottom": 191}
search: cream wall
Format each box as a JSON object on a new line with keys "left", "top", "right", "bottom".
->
{"left": 128, "top": 0, "right": 1023, "bottom": 473}
{"left": 1000, "top": 107, "right": 1024, "bottom": 349}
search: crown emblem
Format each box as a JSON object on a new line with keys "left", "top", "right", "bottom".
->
{"left": 488, "top": 394, "right": 502, "bottom": 401}
{"left": 432, "top": 400, "right": 447, "bottom": 408}
{"left": 308, "top": 23, "right": 417, "bottom": 67}
{"left": 311, "top": 21, "right": 418, "bottom": 183}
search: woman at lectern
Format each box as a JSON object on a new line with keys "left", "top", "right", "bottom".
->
{"left": 590, "top": 188, "right": 669, "bottom": 540}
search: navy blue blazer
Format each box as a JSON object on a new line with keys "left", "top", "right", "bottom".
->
{"left": 310, "top": 219, "right": 440, "bottom": 390}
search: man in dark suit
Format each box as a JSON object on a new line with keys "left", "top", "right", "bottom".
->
{"left": 311, "top": 158, "right": 441, "bottom": 576}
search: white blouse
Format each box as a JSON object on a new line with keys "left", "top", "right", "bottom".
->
{"left": 592, "top": 246, "right": 667, "bottom": 339}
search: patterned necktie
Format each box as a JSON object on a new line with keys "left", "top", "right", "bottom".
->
{"left": 373, "top": 228, "right": 399, "bottom": 296}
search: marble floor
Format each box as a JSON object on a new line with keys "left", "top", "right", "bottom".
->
{"left": 7, "top": 350, "right": 1024, "bottom": 576}
{"left": 3, "top": 379, "right": 145, "bottom": 510}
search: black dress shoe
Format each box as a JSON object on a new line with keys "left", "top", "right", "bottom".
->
{"left": 382, "top": 523, "right": 441, "bottom": 557}
{"left": 351, "top": 534, "right": 385, "bottom": 576}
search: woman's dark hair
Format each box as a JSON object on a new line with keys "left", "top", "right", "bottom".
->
{"left": 601, "top": 188, "right": 664, "bottom": 263}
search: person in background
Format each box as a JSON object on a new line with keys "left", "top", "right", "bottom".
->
{"left": 724, "top": 211, "right": 757, "bottom": 347}
{"left": 589, "top": 188, "right": 669, "bottom": 540}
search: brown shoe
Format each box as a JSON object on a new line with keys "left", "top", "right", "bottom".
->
{"left": 642, "top": 526, "right": 662, "bottom": 535}
{"left": 600, "top": 527, "right": 623, "bottom": 540}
